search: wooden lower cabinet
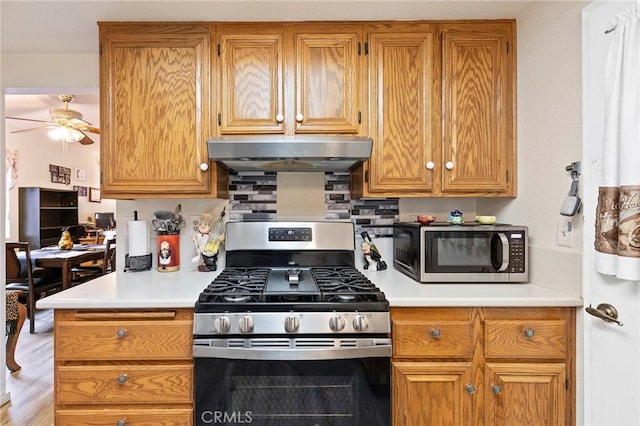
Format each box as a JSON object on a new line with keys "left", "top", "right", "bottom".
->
{"left": 53, "top": 309, "right": 194, "bottom": 425}
{"left": 391, "top": 307, "right": 575, "bottom": 426}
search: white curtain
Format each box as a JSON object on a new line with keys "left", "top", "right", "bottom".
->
{"left": 594, "top": 0, "right": 640, "bottom": 280}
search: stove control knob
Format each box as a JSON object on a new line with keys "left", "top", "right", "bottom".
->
{"left": 238, "top": 315, "right": 254, "bottom": 333}
{"left": 213, "top": 316, "right": 231, "bottom": 333}
{"left": 284, "top": 315, "right": 300, "bottom": 333}
{"left": 352, "top": 314, "right": 369, "bottom": 332}
{"left": 329, "top": 314, "right": 346, "bottom": 332}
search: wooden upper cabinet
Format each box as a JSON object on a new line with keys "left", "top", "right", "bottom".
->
{"left": 99, "top": 23, "right": 215, "bottom": 198}
{"left": 290, "top": 23, "right": 363, "bottom": 134}
{"left": 354, "top": 23, "right": 437, "bottom": 197}
{"left": 440, "top": 22, "right": 516, "bottom": 196}
{"left": 352, "top": 20, "right": 516, "bottom": 199}
{"left": 215, "top": 23, "right": 363, "bottom": 136}
{"left": 216, "top": 23, "right": 285, "bottom": 134}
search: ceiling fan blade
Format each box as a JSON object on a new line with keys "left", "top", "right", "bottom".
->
{"left": 83, "top": 126, "right": 100, "bottom": 134}
{"left": 10, "top": 124, "right": 55, "bottom": 133}
{"left": 6, "top": 116, "right": 55, "bottom": 125}
{"left": 78, "top": 131, "right": 94, "bottom": 145}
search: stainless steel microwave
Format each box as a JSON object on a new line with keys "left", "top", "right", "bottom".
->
{"left": 393, "top": 222, "right": 528, "bottom": 283}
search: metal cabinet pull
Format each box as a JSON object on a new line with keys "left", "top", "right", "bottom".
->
{"left": 492, "top": 385, "right": 502, "bottom": 394}
{"left": 465, "top": 384, "right": 476, "bottom": 394}
{"left": 117, "top": 420, "right": 126, "bottom": 426}
{"left": 117, "top": 329, "right": 127, "bottom": 338}
{"left": 524, "top": 328, "right": 535, "bottom": 338}
{"left": 431, "top": 329, "right": 441, "bottom": 339}
{"left": 117, "top": 374, "right": 128, "bottom": 385}
{"left": 585, "top": 303, "right": 624, "bottom": 326}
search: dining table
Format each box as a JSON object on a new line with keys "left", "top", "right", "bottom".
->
{"left": 25, "top": 244, "right": 106, "bottom": 289}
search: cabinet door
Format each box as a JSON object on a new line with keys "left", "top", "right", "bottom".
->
{"left": 440, "top": 22, "right": 516, "bottom": 196}
{"left": 393, "top": 361, "right": 474, "bottom": 426}
{"left": 217, "top": 23, "right": 285, "bottom": 134}
{"left": 485, "top": 363, "right": 567, "bottom": 426}
{"left": 365, "top": 23, "right": 437, "bottom": 195}
{"left": 291, "top": 24, "right": 363, "bottom": 134}
{"left": 99, "top": 23, "right": 212, "bottom": 197}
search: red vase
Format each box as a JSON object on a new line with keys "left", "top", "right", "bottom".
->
{"left": 157, "top": 234, "right": 180, "bottom": 272}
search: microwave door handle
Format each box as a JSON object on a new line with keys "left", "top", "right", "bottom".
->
{"left": 493, "top": 233, "right": 510, "bottom": 272}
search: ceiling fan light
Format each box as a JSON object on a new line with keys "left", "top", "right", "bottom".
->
{"left": 48, "top": 125, "right": 84, "bottom": 142}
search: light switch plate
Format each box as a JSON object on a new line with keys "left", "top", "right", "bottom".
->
{"left": 557, "top": 216, "right": 573, "bottom": 247}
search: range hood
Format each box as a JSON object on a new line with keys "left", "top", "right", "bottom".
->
{"left": 207, "top": 135, "right": 372, "bottom": 172}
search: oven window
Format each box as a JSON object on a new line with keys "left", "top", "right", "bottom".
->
{"left": 195, "top": 358, "right": 390, "bottom": 426}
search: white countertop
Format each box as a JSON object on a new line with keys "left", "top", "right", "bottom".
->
{"left": 37, "top": 263, "right": 583, "bottom": 310}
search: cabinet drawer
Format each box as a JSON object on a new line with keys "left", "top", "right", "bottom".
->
{"left": 55, "top": 311, "right": 192, "bottom": 361}
{"left": 484, "top": 320, "right": 567, "bottom": 359}
{"left": 56, "top": 365, "right": 193, "bottom": 405}
{"left": 56, "top": 408, "right": 193, "bottom": 425}
{"left": 393, "top": 320, "right": 474, "bottom": 359}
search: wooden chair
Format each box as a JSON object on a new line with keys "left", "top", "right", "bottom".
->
{"left": 5, "top": 289, "right": 27, "bottom": 372}
{"left": 5, "top": 242, "right": 64, "bottom": 333}
{"left": 71, "top": 237, "right": 117, "bottom": 282}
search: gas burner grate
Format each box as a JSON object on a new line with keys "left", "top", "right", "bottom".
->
{"left": 198, "top": 267, "right": 269, "bottom": 304}
{"left": 312, "top": 267, "right": 386, "bottom": 303}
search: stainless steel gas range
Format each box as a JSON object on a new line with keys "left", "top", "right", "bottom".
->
{"left": 193, "top": 221, "right": 391, "bottom": 426}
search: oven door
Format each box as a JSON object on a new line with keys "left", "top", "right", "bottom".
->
{"left": 194, "top": 337, "right": 391, "bottom": 426}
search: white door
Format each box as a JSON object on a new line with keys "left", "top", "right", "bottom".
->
{"left": 583, "top": 1, "right": 640, "bottom": 425}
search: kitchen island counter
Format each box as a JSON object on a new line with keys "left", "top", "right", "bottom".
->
{"left": 37, "top": 264, "right": 582, "bottom": 309}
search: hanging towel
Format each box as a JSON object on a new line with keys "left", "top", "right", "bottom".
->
{"left": 595, "top": 0, "right": 640, "bottom": 280}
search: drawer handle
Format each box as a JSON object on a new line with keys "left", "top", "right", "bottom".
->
{"left": 117, "top": 421, "right": 126, "bottom": 426}
{"left": 492, "top": 385, "right": 502, "bottom": 395}
{"left": 465, "top": 384, "right": 476, "bottom": 394}
{"left": 431, "top": 329, "right": 441, "bottom": 339}
{"left": 117, "top": 374, "right": 128, "bottom": 385}
{"left": 524, "top": 328, "right": 535, "bottom": 338}
{"left": 117, "top": 329, "right": 127, "bottom": 339}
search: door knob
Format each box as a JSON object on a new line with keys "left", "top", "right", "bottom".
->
{"left": 445, "top": 161, "right": 454, "bottom": 170}
{"left": 585, "top": 303, "right": 623, "bottom": 326}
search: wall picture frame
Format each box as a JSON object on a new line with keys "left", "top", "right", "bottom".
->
{"left": 89, "top": 187, "right": 101, "bottom": 203}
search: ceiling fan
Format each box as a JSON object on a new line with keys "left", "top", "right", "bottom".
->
{"left": 6, "top": 94, "right": 100, "bottom": 145}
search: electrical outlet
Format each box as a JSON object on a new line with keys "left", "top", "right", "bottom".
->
{"left": 557, "top": 216, "right": 573, "bottom": 247}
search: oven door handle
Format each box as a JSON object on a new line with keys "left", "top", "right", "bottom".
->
{"left": 193, "top": 338, "right": 392, "bottom": 360}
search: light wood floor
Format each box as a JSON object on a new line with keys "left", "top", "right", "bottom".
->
{"left": 2, "top": 309, "right": 54, "bottom": 426}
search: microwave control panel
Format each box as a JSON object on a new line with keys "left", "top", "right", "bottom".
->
{"left": 507, "top": 232, "right": 526, "bottom": 273}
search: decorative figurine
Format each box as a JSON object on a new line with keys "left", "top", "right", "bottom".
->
{"left": 192, "top": 207, "right": 226, "bottom": 272}
{"left": 447, "top": 209, "right": 464, "bottom": 225}
{"left": 361, "top": 231, "right": 387, "bottom": 271}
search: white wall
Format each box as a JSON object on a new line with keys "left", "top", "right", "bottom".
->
{"left": 5, "top": 121, "right": 116, "bottom": 241}
{"left": 477, "top": 0, "right": 587, "bottom": 294}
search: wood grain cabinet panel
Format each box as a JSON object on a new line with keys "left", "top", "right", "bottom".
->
{"left": 99, "top": 22, "right": 219, "bottom": 199}
{"left": 53, "top": 309, "right": 194, "bottom": 425}
{"left": 484, "top": 320, "right": 568, "bottom": 360}
{"left": 393, "top": 361, "right": 474, "bottom": 426}
{"left": 440, "top": 22, "right": 516, "bottom": 196}
{"left": 215, "top": 23, "right": 364, "bottom": 136}
{"left": 393, "top": 320, "right": 474, "bottom": 359}
{"left": 391, "top": 307, "right": 575, "bottom": 426}
{"left": 485, "top": 363, "right": 567, "bottom": 426}
{"left": 353, "top": 20, "right": 516, "bottom": 198}
{"left": 57, "top": 365, "right": 193, "bottom": 404}
{"left": 56, "top": 409, "right": 193, "bottom": 425}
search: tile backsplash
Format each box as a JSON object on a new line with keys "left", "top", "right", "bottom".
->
{"left": 228, "top": 171, "right": 398, "bottom": 237}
